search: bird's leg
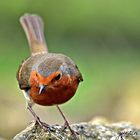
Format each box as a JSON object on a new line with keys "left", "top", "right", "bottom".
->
{"left": 27, "top": 104, "right": 50, "bottom": 132}
{"left": 56, "top": 105, "right": 77, "bottom": 136}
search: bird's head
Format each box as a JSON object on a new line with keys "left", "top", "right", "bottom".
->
{"left": 29, "top": 62, "right": 83, "bottom": 94}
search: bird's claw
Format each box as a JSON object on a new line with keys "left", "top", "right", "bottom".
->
{"left": 61, "top": 122, "right": 79, "bottom": 136}
{"left": 35, "top": 119, "right": 51, "bottom": 133}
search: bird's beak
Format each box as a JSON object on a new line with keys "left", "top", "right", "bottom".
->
{"left": 39, "top": 84, "right": 47, "bottom": 94}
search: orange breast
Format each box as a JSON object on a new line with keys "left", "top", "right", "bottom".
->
{"left": 29, "top": 76, "right": 79, "bottom": 106}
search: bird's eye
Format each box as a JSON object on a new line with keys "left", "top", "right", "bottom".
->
{"left": 36, "top": 73, "right": 38, "bottom": 77}
{"left": 55, "top": 73, "right": 62, "bottom": 81}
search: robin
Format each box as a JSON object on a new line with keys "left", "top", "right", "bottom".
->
{"left": 16, "top": 13, "right": 83, "bottom": 135}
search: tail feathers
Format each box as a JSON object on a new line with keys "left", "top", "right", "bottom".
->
{"left": 20, "top": 14, "right": 48, "bottom": 55}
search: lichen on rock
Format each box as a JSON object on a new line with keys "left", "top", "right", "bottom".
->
{"left": 12, "top": 118, "right": 140, "bottom": 140}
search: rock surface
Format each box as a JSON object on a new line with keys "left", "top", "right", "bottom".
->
{"left": 12, "top": 118, "right": 140, "bottom": 140}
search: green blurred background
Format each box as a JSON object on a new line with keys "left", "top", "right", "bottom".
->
{"left": 0, "top": 0, "right": 140, "bottom": 139}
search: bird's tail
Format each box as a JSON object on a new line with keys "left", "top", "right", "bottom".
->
{"left": 20, "top": 14, "right": 48, "bottom": 55}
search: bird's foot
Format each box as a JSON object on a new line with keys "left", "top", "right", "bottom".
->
{"left": 56, "top": 105, "right": 79, "bottom": 137}
{"left": 61, "top": 121, "right": 79, "bottom": 137}
{"left": 34, "top": 118, "right": 51, "bottom": 132}
{"left": 27, "top": 105, "right": 51, "bottom": 133}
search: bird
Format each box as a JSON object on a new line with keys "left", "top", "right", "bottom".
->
{"left": 16, "top": 13, "right": 83, "bottom": 135}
